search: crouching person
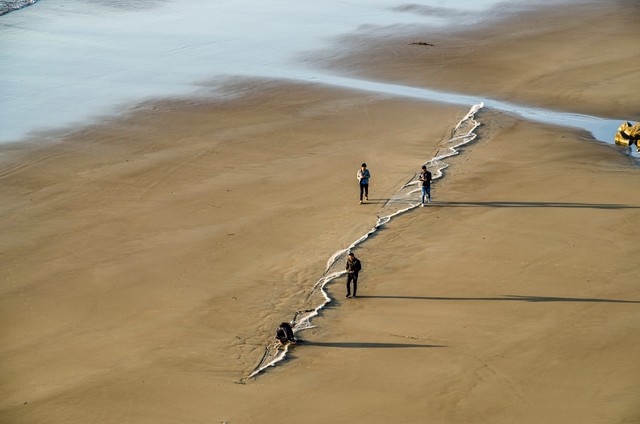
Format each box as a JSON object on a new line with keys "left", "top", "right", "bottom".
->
{"left": 275, "top": 322, "right": 297, "bottom": 346}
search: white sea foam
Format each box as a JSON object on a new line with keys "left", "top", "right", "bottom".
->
{"left": 248, "top": 103, "right": 483, "bottom": 378}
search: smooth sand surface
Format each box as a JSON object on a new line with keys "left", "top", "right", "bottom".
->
{"left": 0, "top": 81, "right": 467, "bottom": 421}
{"left": 322, "top": 0, "right": 640, "bottom": 120}
{"left": 2, "top": 2, "right": 640, "bottom": 423}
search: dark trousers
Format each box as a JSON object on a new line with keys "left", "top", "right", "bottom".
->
{"left": 347, "top": 272, "right": 358, "bottom": 296}
{"left": 359, "top": 183, "right": 369, "bottom": 201}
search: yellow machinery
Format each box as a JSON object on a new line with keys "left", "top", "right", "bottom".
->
{"left": 615, "top": 121, "right": 640, "bottom": 151}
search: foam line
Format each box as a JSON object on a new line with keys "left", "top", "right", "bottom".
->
{"left": 248, "top": 345, "right": 289, "bottom": 378}
{"left": 326, "top": 248, "right": 349, "bottom": 272}
{"left": 248, "top": 103, "right": 483, "bottom": 378}
{"left": 248, "top": 270, "right": 345, "bottom": 378}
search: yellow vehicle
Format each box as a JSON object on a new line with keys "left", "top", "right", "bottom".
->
{"left": 615, "top": 121, "right": 640, "bottom": 151}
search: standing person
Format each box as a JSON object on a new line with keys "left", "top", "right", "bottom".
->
{"left": 419, "top": 165, "right": 432, "bottom": 206}
{"left": 345, "top": 252, "right": 362, "bottom": 298}
{"left": 357, "top": 163, "right": 371, "bottom": 204}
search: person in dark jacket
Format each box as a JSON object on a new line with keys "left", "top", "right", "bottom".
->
{"left": 345, "top": 252, "right": 362, "bottom": 298}
{"left": 419, "top": 165, "right": 432, "bottom": 206}
{"left": 275, "top": 322, "right": 296, "bottom": 345}
{"left": 357, "top": 163, "right": 371, "bottom": 204}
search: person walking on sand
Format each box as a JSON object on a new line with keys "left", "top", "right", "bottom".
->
{"left": 419, "top": 165, "right": 432, "bottom": 206}
{"left": 357, "top": 163, "right": 370, "bottom": 204}
{"left": 345, "top": 252, "right": 362, "bottom": 298}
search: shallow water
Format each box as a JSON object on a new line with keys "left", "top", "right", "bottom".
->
{"left": 1, "top": 0, "right": 577, "bottom": 143}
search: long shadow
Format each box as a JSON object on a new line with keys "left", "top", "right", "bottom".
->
{"left": 430, "top": 201, "right": 640, "bottom": 210}
{"left": 358, "top": 295, "right": 640, "bottom": 304}
{"left": 304, "top": 341, "right": 446, "bottom": 349}
{"left": 361, "top": 198, "right": 390, "bottom": 205}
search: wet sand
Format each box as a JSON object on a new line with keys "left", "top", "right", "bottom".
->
{"left": 2, "top": 1, "right": 640, "bottom": 423}
{"left": 321, "top": 0, "right": 640, "bottom": 120}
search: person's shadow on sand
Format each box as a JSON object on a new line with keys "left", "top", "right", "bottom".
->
{"left": 304, "top": 341, "right": 446, "bottom": 349}
{"left": 356, "top": 294, "right": 640, "bottom": 304}
{"left": 429, "top": 201, "right": 640, "bottom": 210}
{"left": 360, "top": 198, "right": 388, "bottom": 205}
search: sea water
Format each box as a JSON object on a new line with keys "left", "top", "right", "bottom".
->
{"left": 0, "top": 0, "right": 594, "bottom": 144}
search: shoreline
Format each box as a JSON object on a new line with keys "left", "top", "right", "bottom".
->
{"left": 2, "top": 74, "right": 635, "bottom": 162}
{"left": 0, "top": 0, "right": 523, "bottom": 143}
{"left": 315, "top": 0, "right": 640, "bottom": 121}
{"left": 3, "top": 1, "right": 636, "bottom": 146}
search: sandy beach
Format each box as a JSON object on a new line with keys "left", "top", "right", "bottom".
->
{"left": 2, "top": 1, "right": 640, "bottom": 423}
{"left": 322, "top": 0, "right": 640, "bottom": 120}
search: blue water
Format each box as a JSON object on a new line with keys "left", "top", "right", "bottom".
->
{"left": 1, "top": 0, "right": 585, "bottom": 142}
{"left": 1, "top": 0, "right": 635, "bottom": 159}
